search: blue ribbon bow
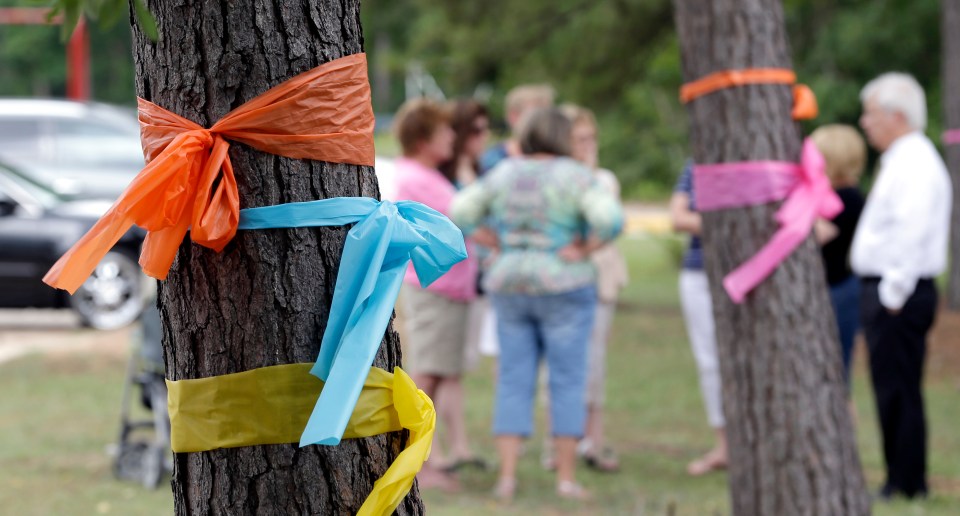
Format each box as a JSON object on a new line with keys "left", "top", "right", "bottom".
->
{"left": 238, "top": 197, "right": 468, "bottom": 446}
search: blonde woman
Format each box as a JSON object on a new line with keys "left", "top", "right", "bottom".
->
{"left": 811, "top": 124, "right": 867, "bottom": 386}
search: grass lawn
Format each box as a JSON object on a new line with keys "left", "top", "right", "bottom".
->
{"left": 1, "top": 236, "right": 958, "bottom": 515}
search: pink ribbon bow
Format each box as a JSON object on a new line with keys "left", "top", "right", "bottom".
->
{"left": 693, "top": 138, "right": 843, "bottom": 303}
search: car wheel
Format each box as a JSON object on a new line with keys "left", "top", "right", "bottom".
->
{"left": 71, "top": 250, "right": 144, "bottom": 330}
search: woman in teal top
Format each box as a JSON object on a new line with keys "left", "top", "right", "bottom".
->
{"left": 451, "top": 108, "right": 623, "bottom": 501}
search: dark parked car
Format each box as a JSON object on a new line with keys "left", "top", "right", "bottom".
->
{"left": 0, "top": 98, "right": 143, "bottom": 199}
{"left": 0, "top": 161, "right": 146, "bottom": 329}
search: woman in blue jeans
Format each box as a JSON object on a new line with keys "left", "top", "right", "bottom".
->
{"left": 451, "top": 108, "right": 623, "bottom": 501}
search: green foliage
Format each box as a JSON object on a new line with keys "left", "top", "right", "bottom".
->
{"left": 0, "top": 0, "right": 136, "bottom": 104}
{"left": 86, "top": 14, "right": 136, "bottom": 103}
{"left": 785, "top": 0, "right": 942, "bottom": 172}
{"left": 129, "top": 0, "right": 155, "bottom": 40}
{"left": 43, "top": 0, "right": 157, "bottom": 40}
{"left": 0, "top": 2, "right": 65, "bottom": 97}
{"left": 0, "top": 0, "right": 948, "bottom": 196}
{"left": 394, "top": 0, "right": 688, "bottom": 198}
{"left": 364, "top": 0, "right": 944, "bottom": 198}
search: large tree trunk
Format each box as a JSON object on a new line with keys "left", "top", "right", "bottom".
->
{"left": 129, "top": 1, "right": 424, "bottom": 514}
{"left": 672, "top": 1, "right": 870, "bottom": 514}
{"left": 944, "top": 0, "right": 960, "bottom": 310}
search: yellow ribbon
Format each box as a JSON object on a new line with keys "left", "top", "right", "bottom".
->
{"left": 166, "top": 365, "right": 434, "bottom": 516}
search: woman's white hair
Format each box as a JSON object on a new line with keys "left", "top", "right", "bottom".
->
{"left": 860, "top": 72, "right": 927, "bottom": 130}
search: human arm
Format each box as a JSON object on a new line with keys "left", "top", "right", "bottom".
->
{"left": 578, "top": 180, "right": 624, "bottom": 245}
{"left": 558, "top": 236, "right": 607, "bottom": 262}
{"left": 595, "top": 168, "right": 622, "bottom": 199}
{"left": 558, "top": 169, "right": 623, "bottom": 262}
{"left": 669, "top": 192, "right": 702, "bottom": 235}
{"left": 470, "top": 226, "right": 500, "bottom": 251}
{"left": 876, "top": 161, "right": 946, "bottom": 312}
{"left": 814, "top": 218, "right": 839, "bottom": 245}
{"left": 449, "top": 179, "right": 495, "bottom": 238}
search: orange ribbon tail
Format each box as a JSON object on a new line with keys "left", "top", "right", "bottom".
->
{"left": 43, "top": 130, "right": 211, "bottom": 293}
{"left": 792, "top": 84, "right": 819, "bottom": 120}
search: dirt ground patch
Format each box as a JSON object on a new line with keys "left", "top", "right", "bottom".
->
{"left": 0, "top": 309, "right": 130, "bottom": 366}
{"left": 928, "top": 306, "right": 960, "bottom": 382}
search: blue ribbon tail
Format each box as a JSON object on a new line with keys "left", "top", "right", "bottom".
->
{"left": 237, "top": 197, "right": 468, "bottom": 448}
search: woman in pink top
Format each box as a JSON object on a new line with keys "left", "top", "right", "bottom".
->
{"left": 393, "top": 98, "right": 480, "bottom": 491}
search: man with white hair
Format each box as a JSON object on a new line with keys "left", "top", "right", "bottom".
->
{"left": 852, "top": 72, "right": 952, "bottom": 499}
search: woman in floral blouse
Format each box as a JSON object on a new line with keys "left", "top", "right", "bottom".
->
{"left": 451, "top": 107, "right": 623, "bottom": 501}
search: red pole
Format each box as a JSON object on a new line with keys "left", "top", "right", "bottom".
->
{"left": 66, "top": 17, "right": 91, "bottom": 100}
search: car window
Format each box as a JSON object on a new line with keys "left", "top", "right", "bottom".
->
{"left": 0, "top": 119, "right": 43, "bottom": 163}
{"left": 52, "top": 119, "right": 145, "bottom": 169}
{"left": 0, "top": 164, "right": 60, "bottom": 216}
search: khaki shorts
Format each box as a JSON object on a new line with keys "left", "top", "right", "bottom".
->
{"left": 400, "top": 285, "right": 470, "bottom": 376}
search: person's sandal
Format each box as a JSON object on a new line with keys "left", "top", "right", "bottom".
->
{"left": 556, "top": 480, "right": 591, "bottom": 501}
{"left": 583, "top": 447, "right": 620, "bottom": 473}
{"left": 493, "top": 477, "right": 517, "bottom": 502}
{"left": 441, "top": 456, "right": 489, "bottom": 474}
{"left": 686, "top": 451, "right": 727, "bottom": 476}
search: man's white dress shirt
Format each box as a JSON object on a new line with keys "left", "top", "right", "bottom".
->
{"left": 850, "top": 132, "right": 952, "bottom": 310}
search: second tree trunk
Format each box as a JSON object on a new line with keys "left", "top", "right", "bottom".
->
{"left": 672, "top": 0, "right": 871, "bottom": 514}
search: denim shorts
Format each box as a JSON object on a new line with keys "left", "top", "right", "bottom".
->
{"left": 490, "top": 286, "right": 597, "bottom": 437}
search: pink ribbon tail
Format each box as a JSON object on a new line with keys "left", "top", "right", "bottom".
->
{"left": 722, "top": 211, "right": 814, "bottom": 303}
{"left": 943, "top": 129, "right": 960, "bottom": 145}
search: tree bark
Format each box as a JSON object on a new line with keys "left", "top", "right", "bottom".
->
{"left": 672, "top": 1, "right": 870, "bottom": 514}
{"left": 129, "top": 1, "right": 424, "bottom": 514}
{"left": 944, "top": 0, "right": 960, "bottom": 310}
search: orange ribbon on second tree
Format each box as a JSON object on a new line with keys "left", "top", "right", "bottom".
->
{"left": 679, "top": 67, "right": 818, "bottom": 120}
{"left": 43, "top": 53, "right": 376, "bottom": 293}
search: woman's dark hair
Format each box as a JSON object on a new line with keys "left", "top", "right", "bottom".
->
{"left": 393, "top": 98, "right": 450, "bottom": 157}
{"left": 438, "top": 99, "right": 489, "bottom": 184}
{"left": 518, "top": 107, "right": 572, "bottom": 157}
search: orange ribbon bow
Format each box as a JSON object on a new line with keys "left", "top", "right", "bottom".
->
{"left": 679, "top": 68, "right": 818, "bottom": 120}
{"left": 43, "top": 53, "right": 376, "bottom": 294}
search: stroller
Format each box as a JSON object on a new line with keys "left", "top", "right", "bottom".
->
{"left": 112, "top": 303, "right": 172, "bottom": 489}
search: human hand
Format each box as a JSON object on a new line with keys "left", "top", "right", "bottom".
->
{"left": 813, "top": 218, "right": 839, "bottom": 245}
{"left": 471, "top": 227, "right": 499, "bottom": 251}
{"left": 558, "top": 240, "right": 588, "bottom": 262}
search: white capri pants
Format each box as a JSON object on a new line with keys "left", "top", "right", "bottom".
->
{"left": 585, "top": 301, "right": 615, "bottom": 407}
{"left": 679, "top": 269, "right": 725, "bottom": 428}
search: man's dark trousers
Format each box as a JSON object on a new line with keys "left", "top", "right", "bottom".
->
{"left": 861, "top": 277, "right": 936, "bottom": 498}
